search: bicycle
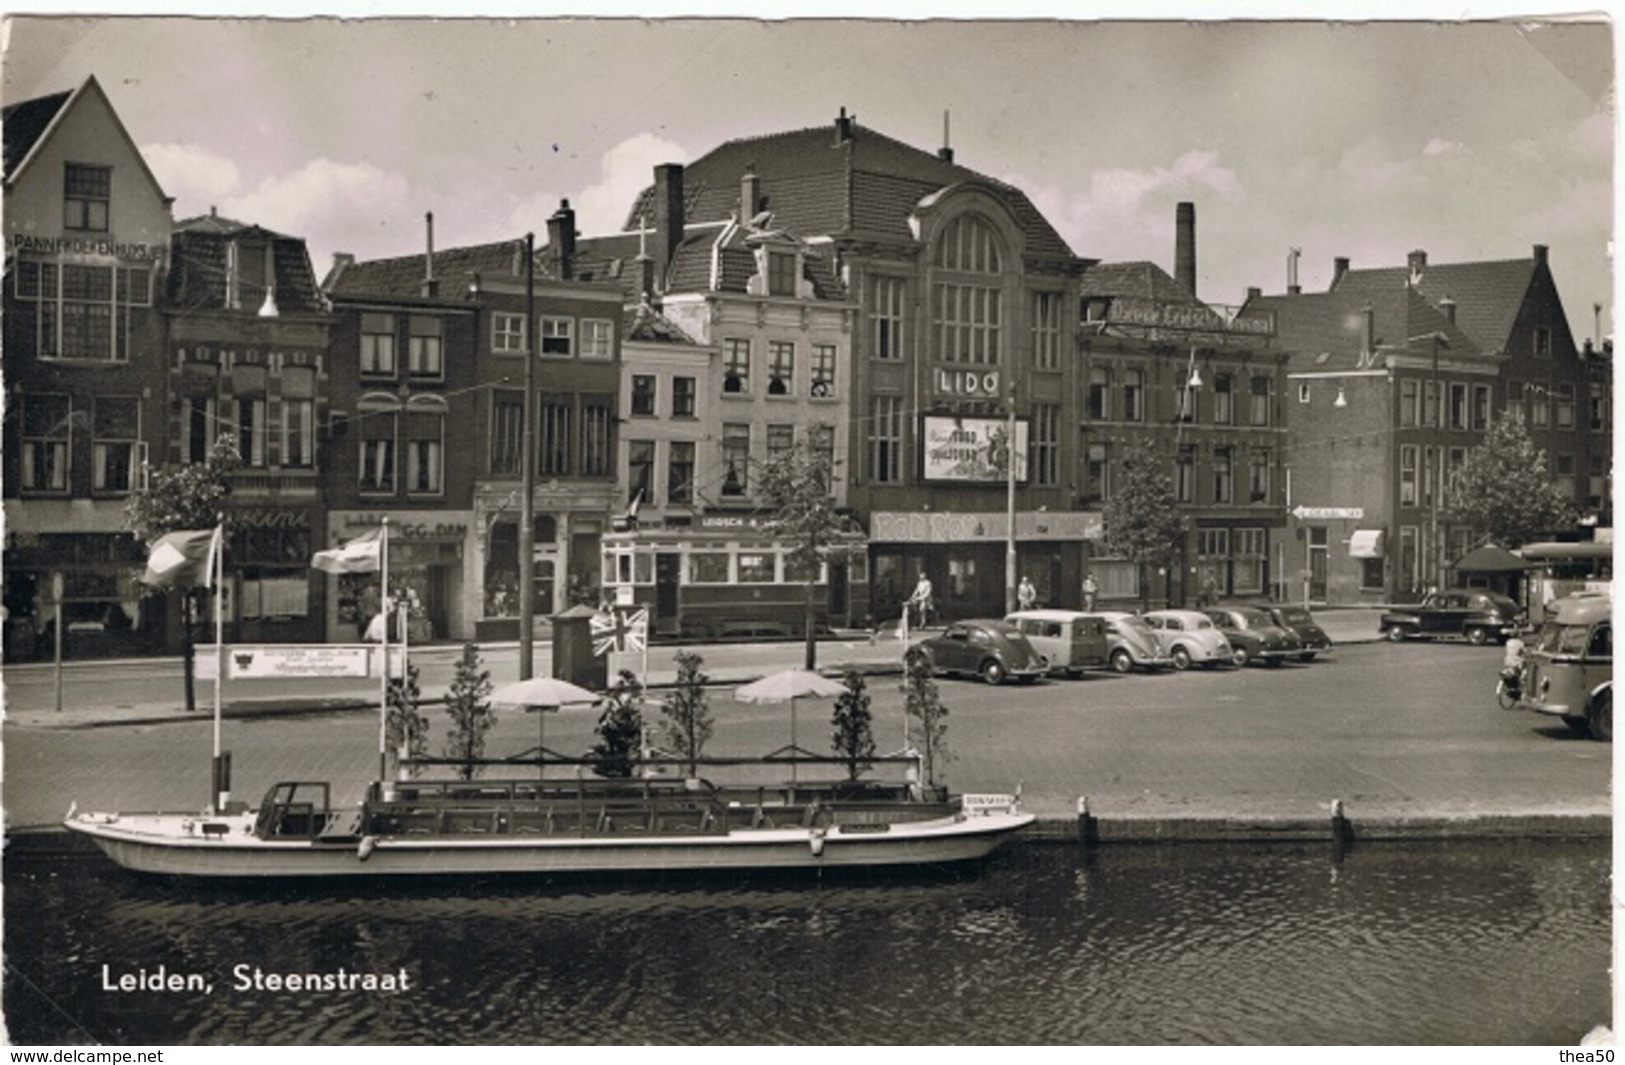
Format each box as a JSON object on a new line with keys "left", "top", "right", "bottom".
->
{"left": 1496, "top": 666, "right": 1524, "bottom": 710}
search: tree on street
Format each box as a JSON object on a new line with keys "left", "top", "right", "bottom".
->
{"left": 442, "top": 642, "right": 495, "bottom": 780}
{"left": 590, "top": 669, "right": 645, "bottom": 778}
{"left": 660, "top": 650, "right": 714, "bottom": 776}
{"left": 830, "top": 668, "right": 875, "bottom": 781}
{"left": 756, "top": 434, "right": 849, "bottom": 670}
{"left": 904, "top": 650, "right": 950, "bottom": 792}
{"left": 1101, "top": 439, "right": 1188, "bottom": 611}
{"left": 124, "top": 434, "right": 241, "bottom": 713}
{"left": 1448, "top": 411, "right": 1579, "bottom": 547}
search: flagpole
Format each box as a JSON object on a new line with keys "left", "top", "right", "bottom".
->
{"left": 379, "top": 517, "right": 390, "bottom": 781}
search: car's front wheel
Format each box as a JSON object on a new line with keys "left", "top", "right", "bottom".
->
{"left": 1385, "top": 624, "right": 1409, "bottom": 642}
{"left": 981, "top": 659, "right": 1007, "bottom": 686}
{"left": 1110, "top": 648, "right": 1135, "bottom": 674}
{"left": 1466, "top": 626, "right": 1490, "bottom": 646}
{"left": 1170, "top": 645, "right": 1192, "bottom": 671}
{"left": 1231, "top": 646, "right": 1251, "bottom": 667}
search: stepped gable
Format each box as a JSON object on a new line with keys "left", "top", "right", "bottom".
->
{"left": 3, "top": 88, "right": 71, "bottom": 178}
{"left": 1332, "top": 257, "right": 1536, "bottom": 356}
{"left": 622, "top": 120, "right": 1076, "bottom": 261}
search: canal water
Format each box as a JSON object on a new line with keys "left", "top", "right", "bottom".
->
{"left": 4, "top": 838, "right": 1608, "bottom": 1045}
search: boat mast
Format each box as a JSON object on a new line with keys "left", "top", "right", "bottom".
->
{"left": 210, "top": 520, "right": 227, "bottom": 812}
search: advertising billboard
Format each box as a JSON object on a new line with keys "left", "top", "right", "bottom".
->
{"left": 921, "top": 415, "right": 1029, "bottom": 483}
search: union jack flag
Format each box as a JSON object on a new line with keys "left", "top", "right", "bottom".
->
{"left": 591, "top": 607, "right": 648, "bottom": 656}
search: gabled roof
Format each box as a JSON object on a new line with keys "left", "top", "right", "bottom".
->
{"left": 1080, "top": 260, "right": 1200, "bottom": 304}
{"left": 326, "top": 238, "right": 529, "bottom": 300}
{"left": 1331, "top": 256, "right": 1537, "bottom": 356}
{"left": 1249, "top": 284, "right": 1480, "bottom": 374}
{"left": 621, "top": 119, "right": 1078, "bottom": 263}
{"left": 3, "top": 88, "right": 70, "bottom": 178}
{"left": 2, "top": 76, "right": 168, "bottom": 201}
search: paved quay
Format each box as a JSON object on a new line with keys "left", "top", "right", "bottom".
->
{"left": 4, "top": 607, "right": 1611, "bottom": 844}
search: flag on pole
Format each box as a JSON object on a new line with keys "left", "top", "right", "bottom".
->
{"left": 312, "top": 527, "right": 384, "bottom": 573}
{"left": 141, "top": 528, "right": 221, "bottom": 588}
{"left": 591, "top": 607, "right": 648, "bottom": 656}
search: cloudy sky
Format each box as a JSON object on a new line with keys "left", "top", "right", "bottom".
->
{"left": 3, "top": 13, "right": 1613, "bottom": 340}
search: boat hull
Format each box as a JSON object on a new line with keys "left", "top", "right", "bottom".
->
{"left": 64, "top": 810, "right": 1035, "bottom": 879}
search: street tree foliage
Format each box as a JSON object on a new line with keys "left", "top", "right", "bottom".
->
{"left": 442, "top": 642, "right": 496, "bottom": 780}
{"left": 904, "top": 650, "right": 950, "bottom": 792}
{"left": 590, "top": 669, "right": 645, "bottom": 778}
{"left": 1448, "top": 412, "right": 1579, "bottom": 548}
{"left": 756, "top": 436, "right": 847, "bottom": 670}
{"left": 830, "top": 668, "right": 876, "bottom": 781}
{"left": 660, "top": 650, "right": 714, "bottom": 776}
{"left": 123, "top": 434, "right": 242, "bottom": 713}
{"left": 1101, "top": 439, "right": 1189, "bottom": 611}
{"left": 386, "top": 662, "right": 428, "bottom": 779}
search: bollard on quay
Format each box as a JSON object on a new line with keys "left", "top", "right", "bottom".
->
{"left": 1076, "top": 796, "right": 1099, "bottom": 850}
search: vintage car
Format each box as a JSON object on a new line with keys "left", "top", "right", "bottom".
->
{"left": 1140, "top": 610, "right": 1236, "bottom": 670}
{"left": 1004, "top": 610, "right": 1111, "bottom": 677}
{"left": 1083, "top": 611, "right": 1176, "bottom": 673}
{"left": 1257, "top": 604, "right": 1333, "bottom": 662}
{"left": 1380, "top": 590, "right": 1524, "bottom": 645}
{"left": 907, "top": 619, "right": 1049, "bottom": 685}
{"left": 1203, "top": 607, "right": 1302, "bottom": 667}
{"left": 1521, "top": 592, "right": 1611, "bottom": 742}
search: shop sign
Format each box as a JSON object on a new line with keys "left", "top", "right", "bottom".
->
{"left": 12, "top": 233, "right": 167, "bottom": 262}
{"left": 921, "top": 416, "right": 1028, "bottom": 483}
{"left": 933, "top": 367, "right": 1003, "bottom": 398}
{"left": 339, "top": 513, "right": 468, "bottom": 541}
{"left": 197, "top": 644, "right": 372, "bottom": 680}
{"left": 870, "top": 510, "right": 1102, "bottom": 543}
{"left": 1105, "top": 296, "right": 1276, "bottom": 336}
{"left": 697, "top": 514, "right": 768, "bottom": 531}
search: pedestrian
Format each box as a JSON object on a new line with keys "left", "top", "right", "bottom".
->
{"left": 1201, "top": 571, "right": 1218, "bottom": 609}
{"left": 907, "top": 570, "right": 934, "bottom": 628}
{"left": 1018, "top": 576, "right": 1037, "bottom": 611}
{"left": 1081, "top": 571, "right": 1098, "bottom": 612}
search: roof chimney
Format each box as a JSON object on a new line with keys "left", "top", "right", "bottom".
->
{"left": 1407, "top": 249, "right": 1427, "bottom": 284}
{"left": 938, "top": 110, "right": 953, "bottom": 163}
{"left": 422, "top": 211, "right": 438, "bottom": 298}
{"left": 1533, "top": 243, "right": 1549, "bottom": 267}
{"left": 546, "top": 199, "right": 576, "bottom": 281}
{"left": 1287, "top": 246, "right": 1301, "bottom": 295}
{"left": 652, "top": 163, "right": 685, "bottom": 295}
{"left": 1439, "top": 296, "right": 1456, "bottom": 323}
{"left": 1246, "top": 286, "right": 1262, "bottom": 301}
{"left": 1175, "top": 202, "right": 1196, "bottom": 297}
{"left": 740, "top": 166, "right": 760, "bottom": 219}
{"left": 834, "top": 106, "right": 854, "bottom": 145}
{"left": 1333, "top": 257, "right": 1350, "bottom": 287}
{"left": 1361, "top": 303, "right": 1376, "bottom": 363}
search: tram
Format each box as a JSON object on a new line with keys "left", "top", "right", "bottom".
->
{"left": 599, "top": 518, "right": 869, "bottom": 641}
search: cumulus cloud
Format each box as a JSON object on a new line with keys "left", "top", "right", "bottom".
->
{"left": 141, "top": 142, "right": 243, "bottom": 212}
{"left": 571, "top": 133, "right": 690, "bottom": 236}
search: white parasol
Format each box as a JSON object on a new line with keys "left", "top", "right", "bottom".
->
{"left": 735, "top": 669, "right": 847, "bottom": 781}
{"left": 491, "top": 677, "right": 602, "bottom": 773}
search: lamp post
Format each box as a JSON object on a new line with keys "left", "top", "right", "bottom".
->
{"left": 518, "top": 232, "right": 536, "bottom": 679}
{"left": 1005, "top": 380, "right": 1018, "bottom": 614}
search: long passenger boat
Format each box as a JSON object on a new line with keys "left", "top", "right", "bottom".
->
{"left": 63, "top": 757, "right": 1033, "bottom": 879}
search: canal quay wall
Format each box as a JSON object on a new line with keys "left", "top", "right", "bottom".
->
{"left": 4, "top": 608, "right": 1613, "bottom": 846}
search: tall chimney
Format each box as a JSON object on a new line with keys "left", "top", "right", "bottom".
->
{"left": 422, "top": 211, "right": 438, "bottom": 298}
{"left": 1175, "top": 202, "right": 1196, "bottom": 297}
{"left": 740, "top": 166, "right": 760, "bottom": 219}
{"left": 938, "top": 110, "right": 953, "bottom": 163}
{"left": 1361, "top": 303, "right": 1375, "bottom": 360}
{"left": 1533, "top": 243, "right": 1549, "bottom": 267}
{"left": 652, "top": 163, "right": 685, "bottom": 295}
{"left": 1333, "top": 257, "right": 1350, "bottom": 287}
{"left": 546, "top": 199, "right": 576, "bottom": 280}
{"left": 1407, "top": 249, "right": 1427, "bottom": 280}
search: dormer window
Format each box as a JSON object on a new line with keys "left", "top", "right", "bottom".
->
{"left": 768, "top": 250, "right": 798, "bottom": 297}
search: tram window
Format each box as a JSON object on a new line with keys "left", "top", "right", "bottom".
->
{"left": 738, "top": 553, "right": 775, "bottom": 583}
{"left": 691, "top": 553, "right": 729, "bottom": 583}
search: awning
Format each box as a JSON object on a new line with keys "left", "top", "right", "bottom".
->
{"left": 1453, "top": 544, "right": 1532, "bottom": 573}
{"left": 1348, "top": 529, "right": 1385, "bottom": 559}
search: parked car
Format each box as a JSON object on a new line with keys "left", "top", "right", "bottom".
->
{"left": 1380, "top": 590, "right": 1524, "bottom": 645}
{"left": 908, "top": 619, "right": 1049, "bottom": 685}
{"left": 1203, "top": 607, "right": 1302, "bottom": 667}
{"left": 1085, "top": 611, "right": 1175, "bottom": 673}
{"left": 1257, "top": 604, "right": 1332, "bottom": 662}
{"left": 1004, "top": 610, "right": 1110, "bottom": 677}
{"left": 1140, "top": 610, "right": 1235, "bottom": 670}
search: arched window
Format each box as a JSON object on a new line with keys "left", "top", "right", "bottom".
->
{"left": 932, "top": 214, "right": 1004, "bottom": 365}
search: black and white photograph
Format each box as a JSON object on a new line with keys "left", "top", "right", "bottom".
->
{"left": 1, "top": 6, "right": 1614, "bottom": 1048}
